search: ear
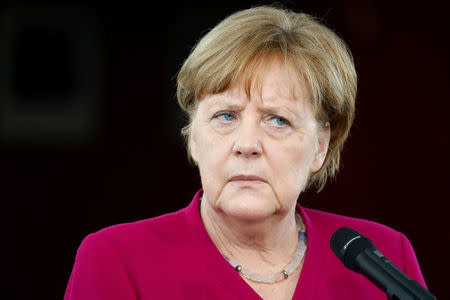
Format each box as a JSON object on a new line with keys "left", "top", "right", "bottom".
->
{"left": 189, "top": 123, "right": 199, "bottom": 165}
{"left": 310, "top": 122, "right": 331, "bottom": 173}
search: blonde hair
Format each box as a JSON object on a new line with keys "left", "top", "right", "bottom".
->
{"left": 177, "top": 5, "right": 357, "bottom": 192}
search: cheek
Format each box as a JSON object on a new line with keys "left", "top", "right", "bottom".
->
{"left": 196, "top": 128, "right": 226, "bottom": 163}
{"left": 270, "top": 138, "right": 316, "bottom": 191}
{"left": 196, "top": 135, "right": 233, "bottom": 205}
{"left": 195, "top": 129, "right": 230, "bottom": 182}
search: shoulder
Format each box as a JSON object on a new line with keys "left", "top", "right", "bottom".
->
{"left": 301, "top": 206, "right": 427, "bottom": 287}
{"left": 303, "top": 207, "right": 401, "bottom": 240}
{"left": 79, "top": 207, "right": 190, "bottom": 258}
{"left": 302, "top": 207, "right": 419, "bottom": 272}
{"left": 65, "top": 208, "right": 193, "bottom": 299}
{"left": 301, "top": 207, "right": 406, "bottom": 258}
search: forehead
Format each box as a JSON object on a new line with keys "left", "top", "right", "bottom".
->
{"left": 201, "top": 54, "right": 312, "bottom": 111}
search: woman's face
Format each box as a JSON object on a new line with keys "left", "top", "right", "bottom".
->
{"left": 190, "top": 57, "right": 330, "bottom": 221}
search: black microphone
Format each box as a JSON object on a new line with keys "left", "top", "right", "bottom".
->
{"left": 330, "top": 227, "right": 436, "bottom": 300}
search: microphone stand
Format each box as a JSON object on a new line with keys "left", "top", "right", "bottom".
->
{"left": 356, "top": 249, "right": 436, "bottom": 300}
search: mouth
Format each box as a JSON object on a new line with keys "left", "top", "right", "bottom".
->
{"left": 229, "top": 175, "right": 267, "bottom": 184}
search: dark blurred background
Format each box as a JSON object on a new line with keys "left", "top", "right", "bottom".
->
{"left": 1, "top": 0, "right": 448, "bottom": 299}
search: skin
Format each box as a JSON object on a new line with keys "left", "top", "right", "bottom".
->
{"left": 190, "top": 55, "right": 330, "bottom": 298}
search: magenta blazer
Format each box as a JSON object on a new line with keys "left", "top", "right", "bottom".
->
{"left": 64, "top": 189, "right": 427, "bottom": 299}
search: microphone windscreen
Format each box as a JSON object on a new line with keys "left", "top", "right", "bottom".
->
{"left": 330, "top": 227, "right": 375, "bottom": 271}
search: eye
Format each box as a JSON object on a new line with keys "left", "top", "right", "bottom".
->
{"left": 215, "top": 112, "right": 236, "bottom": 122}
{"left": 269, "top": 115, "right": 290, "bottom": 127}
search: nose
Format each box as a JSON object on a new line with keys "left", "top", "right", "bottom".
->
{"left": 232, "top": 121, "right": 262, "bottom": 158}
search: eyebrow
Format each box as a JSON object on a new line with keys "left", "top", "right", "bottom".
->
{"left": 206, "top": 94, "right": 304, "bottom": 120}
{"left": 206, "top": 95, "right": 246, "bottom": 110}
{"left": 259, "top": 105, "right": 300, "bottom": 120}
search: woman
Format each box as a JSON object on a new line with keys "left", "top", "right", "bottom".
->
{"left": 64, "top": 5, "right": 428, "bottom": 300}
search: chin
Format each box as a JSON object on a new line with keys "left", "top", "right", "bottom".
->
{"left": 218, "top": 191, "right": 279, "bottom": 221}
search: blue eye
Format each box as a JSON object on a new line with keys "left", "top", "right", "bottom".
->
{"left": 216, "top": 112, "right": 235, "bottom": 121}
{"left": 270, "top": 116, "right": 289, "bottom": 127}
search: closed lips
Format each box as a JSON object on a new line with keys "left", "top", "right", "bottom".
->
{"left": 230, "top": 175, "right": 266, "bottom": 182}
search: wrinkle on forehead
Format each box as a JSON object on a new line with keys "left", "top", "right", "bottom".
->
{"left": 226, "top": 51, "right": 311, "bottom": 105}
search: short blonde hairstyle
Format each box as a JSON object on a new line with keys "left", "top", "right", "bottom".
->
{"left": 177, "top": 5, "right": 357, "bottom": 192}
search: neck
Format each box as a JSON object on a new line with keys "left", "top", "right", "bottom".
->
{"left": 200, "top": 195, "right": 300, "bottom": 274}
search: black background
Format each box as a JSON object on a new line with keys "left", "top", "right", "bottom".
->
{"left": 1, "top": 1, "right": 448, "bottom": 299}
